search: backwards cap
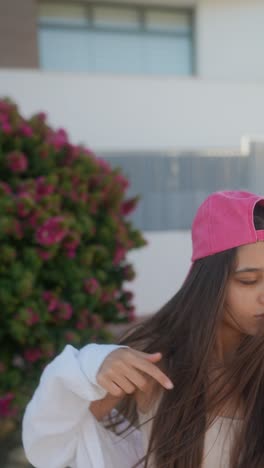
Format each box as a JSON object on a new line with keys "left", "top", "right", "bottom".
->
{"left": 191, "top": 190, "right": 264, "bottom": 261}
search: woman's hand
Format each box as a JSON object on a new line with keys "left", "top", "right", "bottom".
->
{"left": 89, "top": 348, "right": 173, "bottom": 420}
{"left": 96, "top": 348, "right": 174, "bottom": 398}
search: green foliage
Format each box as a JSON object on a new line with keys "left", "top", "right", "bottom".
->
{"left": 0, "top": 98, "right": 146, "bottom": 422}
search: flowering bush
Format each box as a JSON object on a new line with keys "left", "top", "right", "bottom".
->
{"left": 0, "top": 98, "right": 146, "bottom": 424}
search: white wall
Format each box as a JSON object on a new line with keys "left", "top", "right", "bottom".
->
{"left": 127, "top": 231, "right": 192, "bottom": 315}
{"left": 1, "top": 70, "right": 264, "bottom": 151}
{"left": 198, "top": 0, "right": 264, "bottom": 81}
{"left": 1, "top": 0, "right": 264, "bottom": 315}
{"left": 1, "top": 1, "right": 264, "bottom": 151}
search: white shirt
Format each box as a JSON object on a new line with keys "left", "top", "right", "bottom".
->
{"left": 22, "top": 344, "right": 240, "bottom": 468}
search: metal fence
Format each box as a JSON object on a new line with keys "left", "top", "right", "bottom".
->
{"left": 102, "top": 149, "right": 253, "bottom": 230}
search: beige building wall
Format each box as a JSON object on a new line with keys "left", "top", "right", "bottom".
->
{"left": 0, "top": 0, "right": 39, "bottom": 68}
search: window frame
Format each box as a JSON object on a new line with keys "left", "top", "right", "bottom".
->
{"left": 38, "top": 1, "right": 196, "bottom": 75}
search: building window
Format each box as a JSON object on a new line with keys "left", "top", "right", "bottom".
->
{"left": 38, "top": 2, "right": 195, "bottom": 76}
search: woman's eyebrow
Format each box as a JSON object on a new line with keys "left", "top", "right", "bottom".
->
{"left": 234, "top": 268, "right": 264, "bottom": 273}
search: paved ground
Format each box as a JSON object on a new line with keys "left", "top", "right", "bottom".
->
{"left": 3, "top": 446, "right": 31, "bottom": 467}
{"left": 0, "top": 426, "right": 31, "bottom": 468}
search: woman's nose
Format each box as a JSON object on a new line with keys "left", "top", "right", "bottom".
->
{"left": 258, "top": 292, "right": 264, "bottom": 304}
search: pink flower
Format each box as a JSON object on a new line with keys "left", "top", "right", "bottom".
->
{"left": 64, "top": 238, "right": 80, "bottom": 250}
{"left": 63, "top": 144, "right": 80, "bottom": 165}
{"left": 0, "top": 114, "right": 8, "bottom": 124}
{"left": 65, "top": 331, "right": 77, "bottom": 341}
{"left": 97, "top": 158, "right": 111, "bottom": 172}
{"left": 0, "top": 393, "right": 15, "bottom": 418}
{"left": 57, "top": 301, "right": 73, "bottom": 320}
{"left": 116, "top": 302, "right": 126, "bottom": 314}
{"left": 1, "top": 122, "right": 12, "bottom": 134}
{"left": 76, "top": 320, "right": 86, "bottom": 330}
{"left": 19, "top": 123, "right": 33, "bottom": 137}
{"left": 0, "top": 101, "right": 12, "bottom": 113}
{"left": 84, "top": 278, "right": 100, "bottom": 294}
{"left": 17, "top": 194, "right": 32, "bottom": 217}
{"left": 115, "top": 174, "right": 130, "bottom": 190}
{"left": 7, "top": 151, "right": 28, "bottom": 173}
{"left": 128, "top": 307, "right": 136, "bottom": 322}
{"left": 36, "top": 112, "right": 47, "bottom": 123}
{"left": 101, "top": 291, "right": 114, "bottom": 303}
{"left": 24, "top": 348, "right": 42, "bottom": 363}
{"left": 17, "top": 186, "right": 31, "bottom": 196}
{"left": 47, "top": 128, "right": 68, "bottom": 150}
{"left": 69, "top": 189, "right": 86, "bottom": 203}
{"left": 26, "top": 308, "right": 39, "bottom": 326}
{"left": 35, "top": 177, "right": 55, "bottom": 200}
{"left": 71, "top": 175, "right": 80, "bottom": 187}
{"left": 121, "top": 197, "right": 138, "bottom": 216}
{"left": 76, "top": 308, "right": 91, "bottom": 329}
{"left": 113, "top": 246, "right": 126, "bottom": 265}
{"left": 13, "top": 220, "right": 23, "bottom": 239}
{"left": 65, "top": 249, "right": 76, "bottom": 259}
{"left": 89, "top": 201, "right": 98, "bottom": 215}
{"left": 90, "top": 314, "right": 103, "bottom": 330}
{"left": 36, "top": 216, "right": 68, "bottom": 246}
{"left": 37, "top": 249, "right": 54, "bottom": 261}
{"left": 42, "top": 291, "right": 59, "bottom": 311}
{"left": 101, "top": 187, "right": 110, "bottom": 201}
{"left": 0, "top": 182, "right": 12, "bottom": 195}
{"left": 63, "top": 236, "right": 80, "bottom": 258}
{"left": 80, "top": 192, "right": 88, "bottom": 203}
{"left": 28, "top": 212, "right": 39, "bottom": 228}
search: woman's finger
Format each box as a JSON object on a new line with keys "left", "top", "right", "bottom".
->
{"left": 97, "top": 374, "right": 125, "bottom": 397}
{"left": 131, "top": 358, "right": 173, "bottom": 390}
{"left": 111, "top": 374, "right": 136, "bottom": 394}
{"left": 118, "top": 362, "right": 149, "bottom": 393}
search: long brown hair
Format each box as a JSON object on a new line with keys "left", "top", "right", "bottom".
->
{"left": 106, "top": 204, "right": 264, "bottom": 468}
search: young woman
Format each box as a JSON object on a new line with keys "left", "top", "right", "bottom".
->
{"left": 22, "top": 190, "right": 264, "bottom": 468}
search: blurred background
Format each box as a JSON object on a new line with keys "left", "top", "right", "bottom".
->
{"left": 1, "top": 0, "right": 264, "bottom": 466}
{"left": 1, "top": 0, "right": 264, "bottom": 317}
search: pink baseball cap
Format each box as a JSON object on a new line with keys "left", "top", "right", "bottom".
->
{"left": 191, "top": 190, "right": 264, "bottom": 261}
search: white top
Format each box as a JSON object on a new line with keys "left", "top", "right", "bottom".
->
{"left": 22, "top": 344, "right": 240, "bottom": 468}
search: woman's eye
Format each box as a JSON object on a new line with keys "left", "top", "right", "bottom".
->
{"left": 239, "top": 280, "right": 257, "bottom": 285}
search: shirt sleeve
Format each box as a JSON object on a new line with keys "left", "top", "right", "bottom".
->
{"left": 22, "top": 343, "right": 142, "bottom": 468}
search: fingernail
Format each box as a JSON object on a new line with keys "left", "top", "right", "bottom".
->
{"left": 166, "top": 381, "right": 174, "bottom": 389}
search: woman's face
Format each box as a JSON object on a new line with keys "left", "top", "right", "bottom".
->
{"left": 224, "top": 241, "right": 264, "bottom": 336}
